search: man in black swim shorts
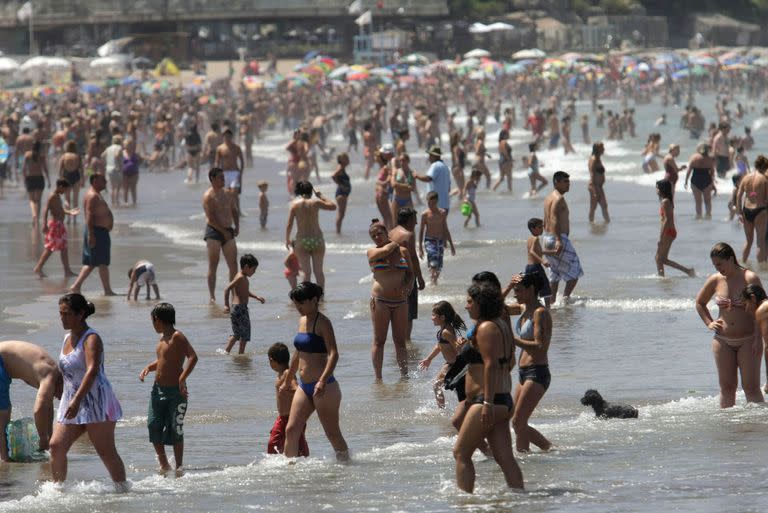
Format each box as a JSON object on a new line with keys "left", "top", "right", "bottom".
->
{"left": 202, "top": 167, "right": 239, "bottom": 303}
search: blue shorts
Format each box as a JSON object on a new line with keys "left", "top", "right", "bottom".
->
{"left": 82, "top": 227, "right": 111, "bottom": 267}
{"left": 0, "top": 355, "right": 11, "bottom": 410}
{"left": 424, "top": 236, "right": 444, "bottom": 270}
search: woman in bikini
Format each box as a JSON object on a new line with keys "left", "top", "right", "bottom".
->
{"left": 655, "top": 179, "right": 694, "bottom": 277}
{"left": 450, "top": 131, "right": 466, "bottom": 196}
{"left": 389, "top": 153, "right": 415, "bottom": 223}
{"left": 473, "top": 129, "right": 491, "bottom": 189}
{"left": 367, "top": 219, "right": 414, "bottom": 380}
{"left": 59, "top": 141, "right": 82, "bottom": 218}
{"left": 374, "top": 145, "right": 394, "bottom": 229}
{"left": 285, "top": 181, "right": 336, "bottom": 291}
{"left": 695, "top": 242, "right": 764, "bottom": 408}
{"left": 735, "top": 155, "right": 768, "bottom": 264}
{"left": 22, "top": 140, "right": 49, "bottom": 227}
{"left": 492, "top": 129, "right": 513, "bottom": 192}
{"left": 684, "top": 143, "right": 717, "bottom": 219}
{"left": 588, "top": 142, "right": 610, "bottom": 223}
{"left": 506, "top": 273, "right": 553, "bottom": 452}
{"left": 641, "top": 133, "right": 661, "bottom": 173}
{"left": 663, "top": 144, "right": 685, "bottom": 197}
{"left": 742, "top": 284, "right": 768, "bottom": 394}
{"left": 285, "top": 129, "right": 301, "bottom": 195}
{"left": 282, "top": 282, "right": 349, "bottom": 460}
{"left": 362, "top": 123, "right": 376, "bottom": 180}
{"left": 453, "top": 282, "right": 523, "bottom": 493}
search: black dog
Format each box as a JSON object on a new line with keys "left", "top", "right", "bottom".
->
{"left": 580, "top": 389, "right": 638, "bottom": 419}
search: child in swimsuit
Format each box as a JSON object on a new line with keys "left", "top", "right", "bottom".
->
{"left": 419, "top": 191, "right": 456, "bottom": 286}
{"left": 223, "top": 254, "right": 265, "bottom": 354}
{"left": 139, "top": 303, "right": 198, "bottom": 473}
{"left": 283, "top": 243, "right": 300, "bottom": 290}
{"left": 127, "top": 259, "right": 160, "bottom": 301}
{"left": 462, "top": 167, "right": 482, "bottom": 228}
{"left": 524, "top": 218, "right": 553, "bottom": 308}
{"left": 418, "top": 301, "right": 466, "bottom": 409}
{"left": 267, "top": 343, "right": 309, "bottom": 457}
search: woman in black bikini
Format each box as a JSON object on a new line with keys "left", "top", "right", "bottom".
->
{"left": 684, "top": 143, "right": 716, "bottom": 219}
{"left": 734, "top": 155, "right": 768, "bottom": 264}
{"left": 453, "top": 282, "right": 523, "bottom": 493}
{"left": 588, "top": 142, "right": 610, "bottom": 223}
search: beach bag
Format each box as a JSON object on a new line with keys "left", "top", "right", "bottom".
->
{"left": 5, "top": 417, "right": 42, "bottom": 462}
{"left": 461, "top": 201, "right": 473, "bottom": 217}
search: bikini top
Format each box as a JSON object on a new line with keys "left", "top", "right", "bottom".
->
{"left": 515, "top": 315, "right": 534, "bottom": 340}
{"left": 370, "top": 252, "right": 408, "bottom": 272}
{"left": 461, "top": 319, "right": 513, "bottom": 366}
{"left": 437, "top": 328, "right": 452, "bottom": 345}
{"left": 715, "top": 295, "right": 744, "bottom": 310}
{"left": 593, "top": 160, "right": 605, "bottom": 174}
{"left": 293, "top": 314, "right": 327, "bottom": 353}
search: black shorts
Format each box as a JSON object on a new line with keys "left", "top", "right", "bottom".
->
{"left": 64, "top": 170, "right": 80, "bottom": 186}
{"left": 82, "top": 227, "right": 111, "bottom": 266}
{"left": 24, "top": 175, "right": 45, "bottom": 192}
{"left": 518, "top": 364, "right": 551, "bottom": 390}
{"left": 203, "top": 224, "right": 234, "bottom": 243}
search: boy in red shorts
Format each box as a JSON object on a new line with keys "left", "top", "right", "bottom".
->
{"left": 267, "top": 343, "right": 308, "bottom": 456}
{"left": 33, "top": 178, "right": 79, "bottom": 277}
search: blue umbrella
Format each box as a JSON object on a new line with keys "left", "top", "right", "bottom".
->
{"left": 80, "top": 84, "right": 102, "bottom": 94}
{"left": 121, "top": 76, "right": 140, "bottom": 86}
{"left": 303, "top": 50, "right": 320, "bottom": 63}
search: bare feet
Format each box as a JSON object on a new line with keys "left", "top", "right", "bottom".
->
{"left": 65, "top": 270, "right": 78, "bottom": 278}
{"left": 33, "top": 267, "right": 46, "bottom": 278}
{"left": 103, "top": 290, "right": 119, "bottom": 296}
{"left": 686, "top": 268, "right": 696, "bottom": 277}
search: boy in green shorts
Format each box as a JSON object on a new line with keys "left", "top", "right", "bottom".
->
{"left": 140, "top": 303, "right": 198, "bottom": 473}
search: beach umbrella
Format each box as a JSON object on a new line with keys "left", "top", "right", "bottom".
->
{"left": 0, "top": 56, "right": 19, "bottom": 73}
{"left": 80, "top": 84, "right": 102, "bottom": 94}
{"left": 691, "top": 55, "right": 718, "bottom": 66}
{"left": 328, "top": 65, "right": 350, "bottom": 79}
{"left": 487, "top": 22, "right": 514, "bottom": 31}
{"left": 303, "top": 50, "right": 320, "bottom": 63}
{"left": 370, "top": 67, "right": 394, "bottom": 78}
{"left": 512, "top": 48, "right": 545, "bottom": 60}
{"left": 120, "top": 76, "right": 140, "bottom": 86}
{"left": 515, "top": 58, "right": 538, "bottom": 67}
{"left": 132, "top": 57, "right": 154, "bottom": 70}
{"left": 561, "top": 52, "right": 583, "bottom": 62}
{"left": 459, "top": 57, "right": 480, "bottom": 69}
{"left": 637, "top": 62, "right": 650, "bottom": 72}
{"left": 401, "top": 53, "right": 429, "bottom": 65}
{"left": 468, "top": 22, "right": 491, "bottom": 34}
{"left": 97, "top": 37, "right": 134, "bottom": 57}
{"left": 503, "top": 62, "right": 525, "bottom": 75}
{"left": 347, "top": 71, "right": 370, "bottom": 81}
{"left": 464, "top": 48, "right": 491, "bottom": 59}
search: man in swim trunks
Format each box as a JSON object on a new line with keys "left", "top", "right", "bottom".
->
{"left": 70, "top": 173, "right": 117, "bottom": 295}
{"left": 712, "top": 122, "right": 731, "bottom": 178}
{"left": 542, "top": 171, "right": 583, "bottom": 303}
{"left": 0, "top": 341, "right": 63, "bottom": 460}
{"left": 203, "top": 167, "right": 239, "bottom": 303}
{"left": 214, "top": 129, "right": 245, "bottom": 215}
{"left": 390, "top": 207, "right": 426, "bottom": 342}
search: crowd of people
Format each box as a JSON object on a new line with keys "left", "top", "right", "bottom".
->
{"left": 3, "top": 49, "right": 768, "bottom": 497}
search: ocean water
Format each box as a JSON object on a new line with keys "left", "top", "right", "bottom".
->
{"left": 2, "top": 92, "right": 768, "bottom": 512}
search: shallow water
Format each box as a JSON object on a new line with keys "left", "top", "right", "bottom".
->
{"left": 2, "top": 92, "right": 768, "bottom": 511}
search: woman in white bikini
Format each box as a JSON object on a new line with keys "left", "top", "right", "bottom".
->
{"left": 695, "top": 242, "right": 764, "bottom": 408}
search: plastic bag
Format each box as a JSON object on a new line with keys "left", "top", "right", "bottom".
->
{"left": 6, "top": 417, "right": 41, "bottom": 462}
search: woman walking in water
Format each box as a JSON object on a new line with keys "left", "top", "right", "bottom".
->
{"left": 695, "top": 242, "right": 763, "bottom": 408}
{"left": 374, "top": 145, "right": 395, "bottom": 229}
{"left": 367, "top": 219, "right": 414, "bottom": 380}
{"left": 58, "top": 141, "right": 82, "bottom": 219}
{"left": 473, "top": 129, "right": 491, "bottom": 189}
{"left": 734, "top": 155, "right": 768, "bottom": 264}
{"left": 282, "top": 282, "right": 349, "bottom": 460}
{"left": 684, "top": 143, "right": 716, "bottom": 219}
{"left": 655, "top": 179, "right": 694, "bottom": 277}
{"left": 587, "top": 142, "right": 610, "bottom": 223}
{"left": 493, "top": 129, "right": 513, "bottom": 192}
{"left": 453, "top": 282, "right": 523, "bottom": 493}
{"left": 450, "top": 131, "right": 466, "bottom": 196}
{"left": 508, "top": 273, "right": 553, "bottom": 453}
{"left": 285, "top": 181, "right": 336, "bottom": 290}
{"left": 49, "top": 293, "right": 127, "bottom": 490}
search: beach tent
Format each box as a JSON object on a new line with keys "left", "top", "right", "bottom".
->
{"left": 0, "top": 57, "right": 19, "bottom": 73}
{"left": 20, "top": 56, "right": 70, "bottom": 71}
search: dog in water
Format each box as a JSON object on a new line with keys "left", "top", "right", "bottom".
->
{"left": 580, "top": 389, "right": 638, "bottom": 419}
